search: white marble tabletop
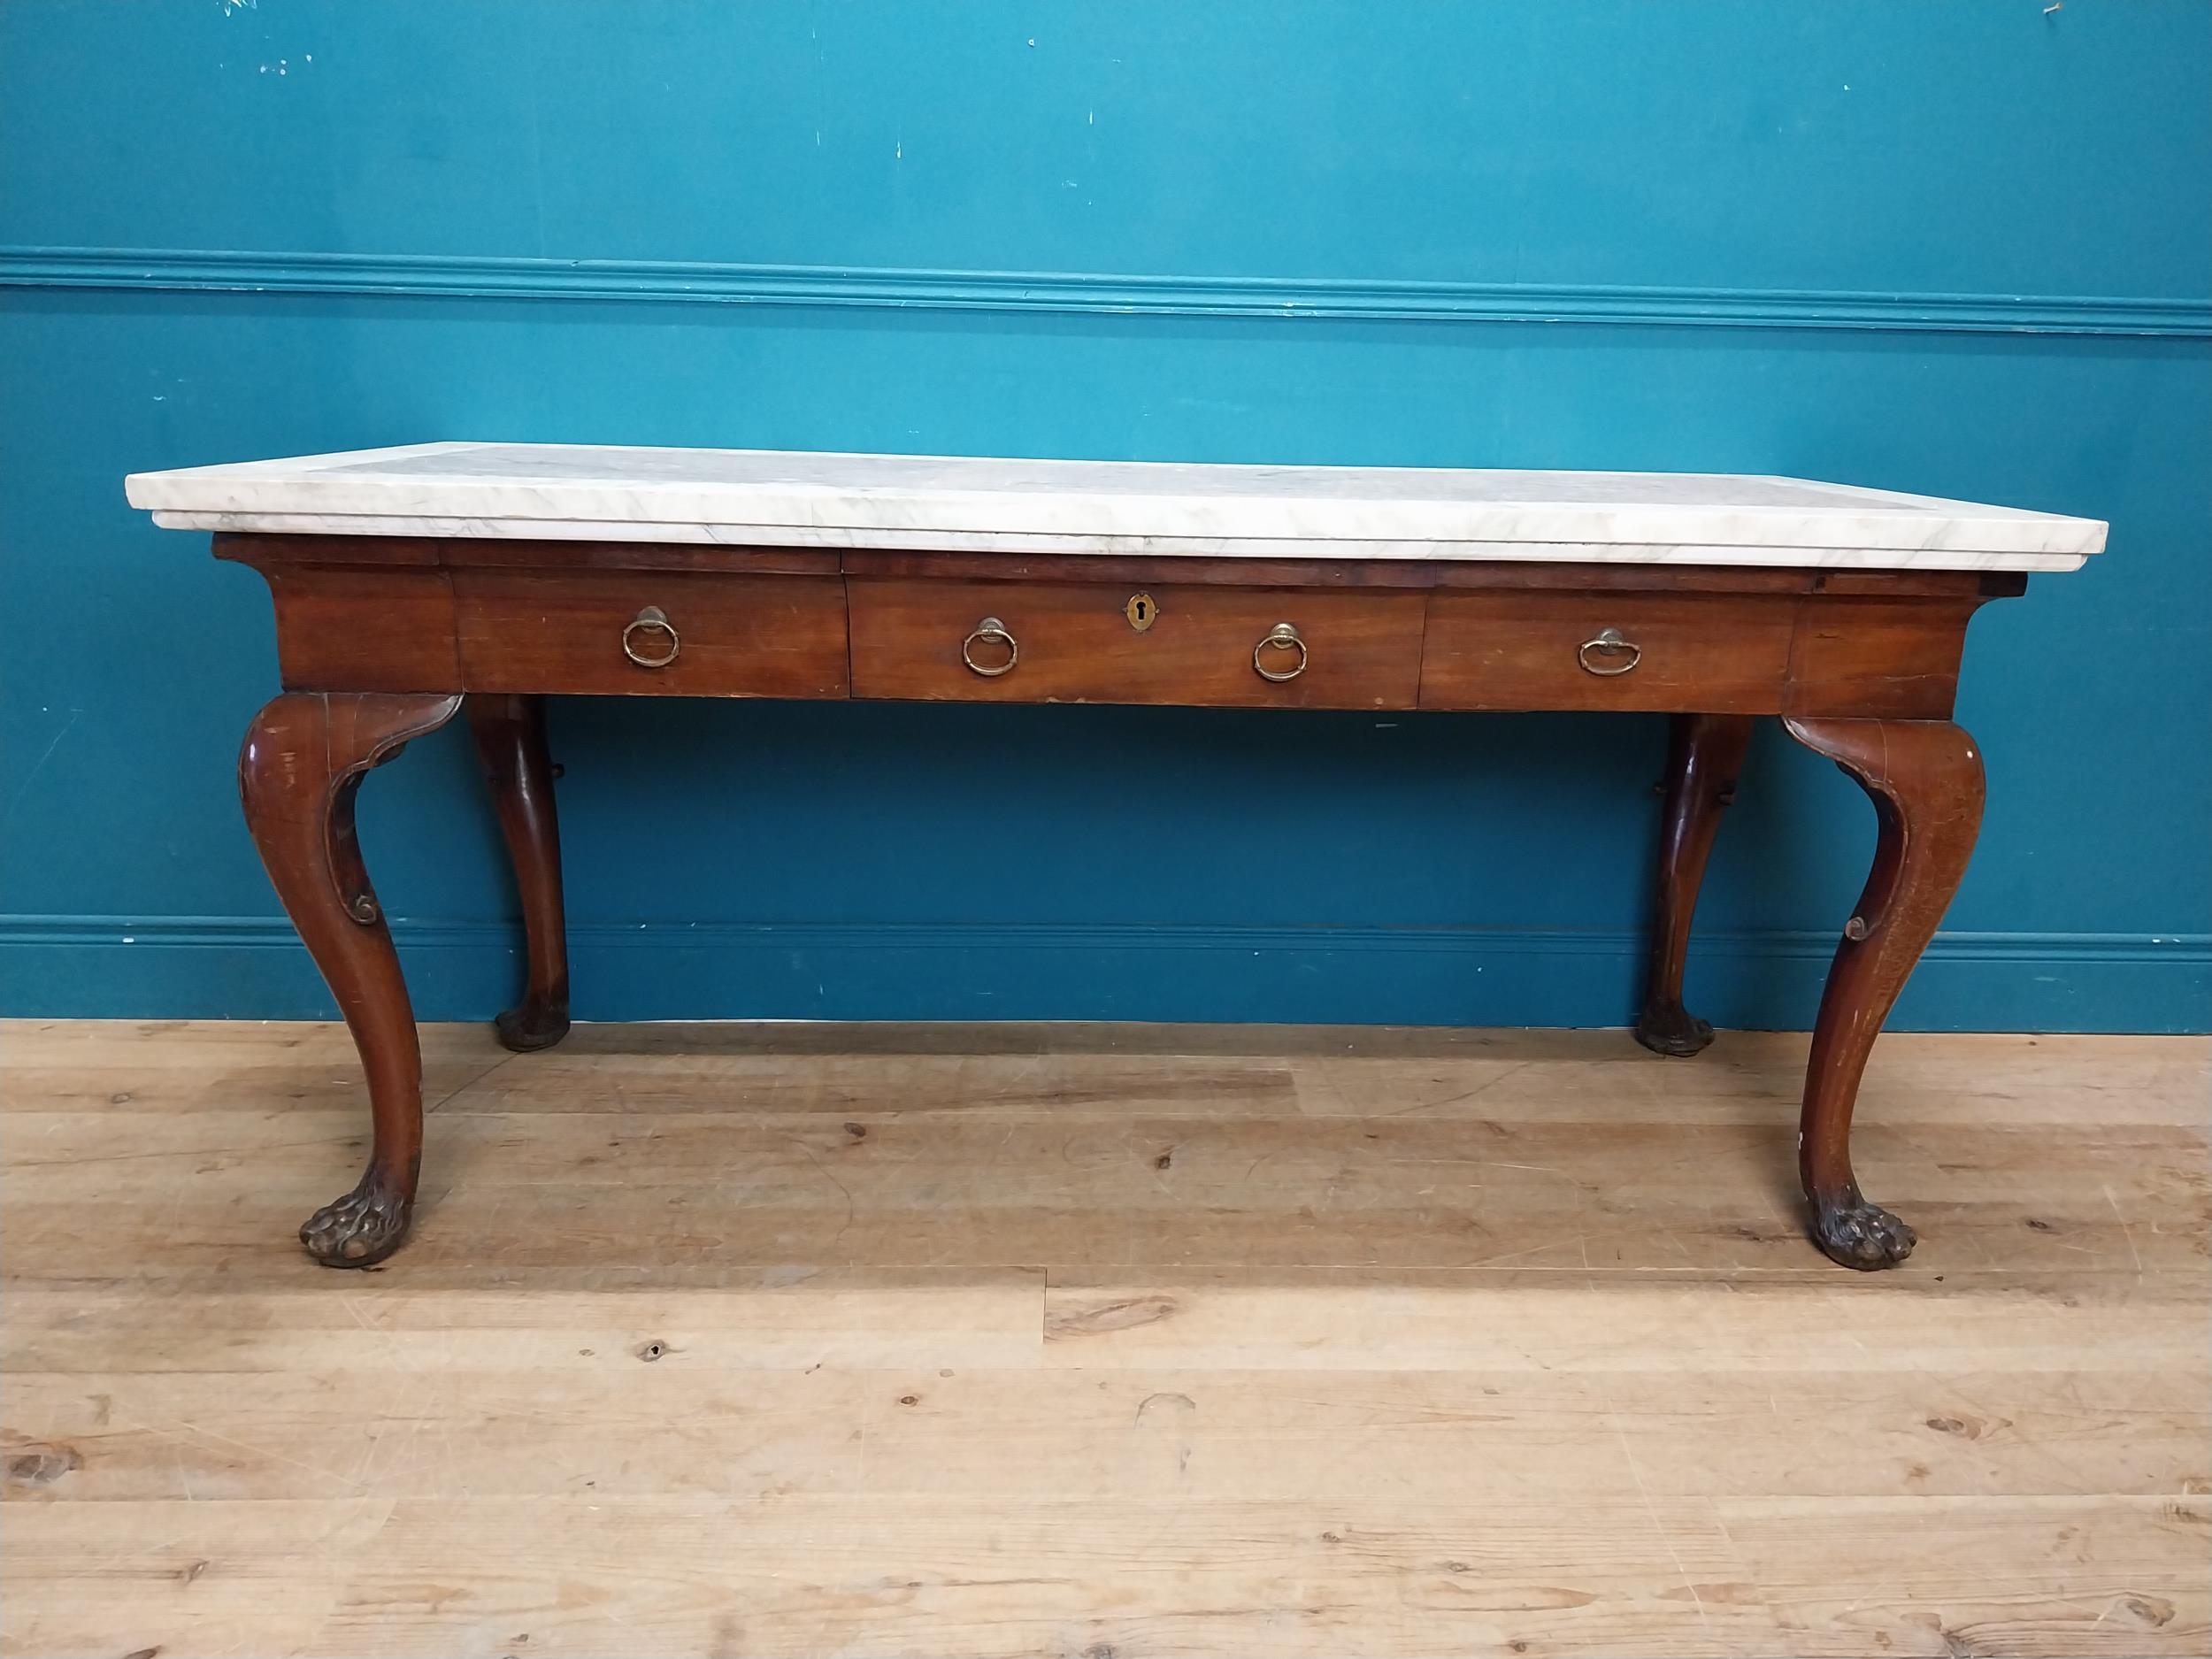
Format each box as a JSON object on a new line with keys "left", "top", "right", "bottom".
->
{"left": 125, "top": 442, "right": 2105, "bottom": 572}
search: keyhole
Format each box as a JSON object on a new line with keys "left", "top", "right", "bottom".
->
{"left": 1125, "top": 592, "right": 1158, "bottom": 632}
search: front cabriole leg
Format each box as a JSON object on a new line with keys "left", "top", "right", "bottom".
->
{"left": 239, "top": 691, "right": 464, "bottom": 1266}
{"left": 1783, "top": 718, "right": 1984, "bottom": 1270}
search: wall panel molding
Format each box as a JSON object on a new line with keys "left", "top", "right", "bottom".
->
{"left": 4, "top": 916, "right": 2205, "bottom": 1032}
{"left": 4, "top": 246, "right": 2207, "bottom": 338}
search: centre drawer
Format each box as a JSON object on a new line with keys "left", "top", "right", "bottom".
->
{"left": 453, "top": 571, "right": 849, "bottom": 698}
{"left": 847, "top": 579, "right": 1426, "bottom": 708}
{"left": 1418, "top": 590, "right": 1799, "bottom": 712}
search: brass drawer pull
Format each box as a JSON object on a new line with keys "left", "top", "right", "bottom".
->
{"left": 1577, "top": 627, "right": 1641, "bottom": 677}
{"left": 1254, "top": 621, "right": 1309, "bottom": 682}
{"left": 962, "top": 616, "right": 1018, "bottom": 677}
{"left": 622, "top": 605, "right": 680, "bottom": 668}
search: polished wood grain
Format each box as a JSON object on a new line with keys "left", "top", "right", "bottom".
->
{"left": 236, "top": 692, "right": 464, "bottom": 1267}
{"left": 465, "top": 694, "right": 571, "bottom": 1053}
{"left": 842, "top": 545, "right": 1451, "bottom": 590}
{"left": 1635, "top": 713, "right": 1755, "bottom": 1056}
{"left": 848, "top": 578, "right": 1427, "bottom": 708}
{"left": 218, "top": 534, "right": 2008, "bottom": 723}
{"left": 1783, "top": 592, "right": 1985, "bottom": 719}
{"left": 453, "top": 571, "right": 849, "bottom": 698}
{"left": 1418, "top": 591, "right": 1797, "bottom": 712}
{"left": 4, "top": 1019, "right": 2204, "bottom": 1658}
{"left": 215, "top": 531, "right": 841, "bottom": 576}
{"left": 260, "top": 565, "right": 464, "bottom": 693}
{"left": 210, "top": 531, "right": 2033, "bottom": 1272}
{"left": 1785, "top": 718, "right": 1986, "bottom": 1269}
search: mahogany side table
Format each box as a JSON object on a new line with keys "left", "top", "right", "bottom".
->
{"left": 126, "top": 444, "right": 2106, "bottom": 1271}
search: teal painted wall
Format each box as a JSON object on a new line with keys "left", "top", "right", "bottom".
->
{"left": 2, "top": 1, "right": 2207, "bottom": 1031}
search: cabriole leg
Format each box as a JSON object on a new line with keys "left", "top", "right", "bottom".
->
{"left": 239, "top": 691, "right": 463, "bottom": 1266}
{"left": 1784, "top": 717, "right": 1984, "bottom": 1270}
{"left": 1634, "top": 713, "right": 1755, "bottom": 1056}
{"left": 466, "top": 694, "right": 572, "bottom": 1052}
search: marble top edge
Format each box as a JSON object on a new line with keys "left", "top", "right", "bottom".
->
{"left": 126, "top": 439, "right": 2086, "bottom": 514}
{"left": 143, "top": 509, "right": 2091, "bottom": 572}
{"left": 124, "top": 441, "right": 2108, "bottom": 558}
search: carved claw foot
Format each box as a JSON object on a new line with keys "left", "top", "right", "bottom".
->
{"left": 494, "top": 996, "right": 572, "bottom": 1054}
{"left": 1633, "top": 1000, "right": 1716, "bottom": 1057}
{"left": 299, "top": 1172, "right": 413, "bottom": 1268}
{"left": 1810, "top": 1193, "right": 1916, "bottom": 1271}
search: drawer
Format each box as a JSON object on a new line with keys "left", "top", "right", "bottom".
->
{"left": 454, "top": 571, "right": 849, "bottom": 697}
{"left": 848, "top": 580, "right": 1425, "bottom": 709}
{"left": 1419, "top": 592, "right": 1797, "bottom": 712}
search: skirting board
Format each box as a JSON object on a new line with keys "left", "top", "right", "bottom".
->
{"left": 2, "top": 918, "right": 2205, "bottom": 1033}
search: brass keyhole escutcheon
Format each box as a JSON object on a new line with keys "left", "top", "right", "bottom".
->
{"left": 1125, "top": 592, "right": 1158, "bottom": 633}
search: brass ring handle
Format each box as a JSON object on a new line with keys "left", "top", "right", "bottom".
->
{"left": 1577, "top": 626, "right": 1641, "bottom": 677}
{"left": 622, "top": 605, "right": 680, "bottom": 669}
{"left": 1254, "top": 621, "right": 1309, "bottom": 682}
{"left": 961, "top": 616, "right": 1018, "bottom": 677}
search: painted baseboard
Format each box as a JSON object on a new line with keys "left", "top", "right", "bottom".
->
{"left": 4, "top": 246, "right": 2208, "bottom": 337}
{"left": 2, "top": 917, "right": 2204, "bottom": 1033}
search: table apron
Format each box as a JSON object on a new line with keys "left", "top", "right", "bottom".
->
{"left": 227, "top": 545, "right": 2008, "bottom": 721}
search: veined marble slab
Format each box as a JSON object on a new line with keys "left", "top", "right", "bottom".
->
{"left": 126, "top": 442, "right": 2107, "bottom": 572}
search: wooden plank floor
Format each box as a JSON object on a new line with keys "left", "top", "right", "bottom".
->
{"left": 3, "top": 1018, "right": 2206, "bottom": 1658}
